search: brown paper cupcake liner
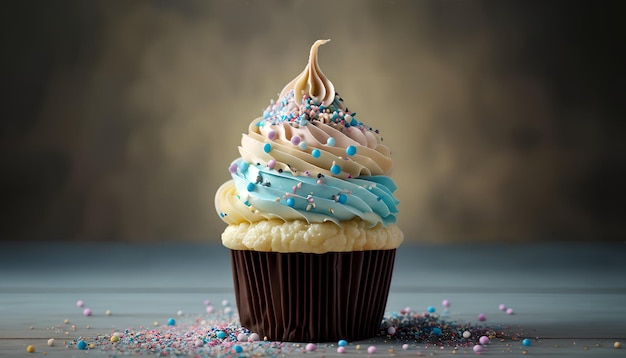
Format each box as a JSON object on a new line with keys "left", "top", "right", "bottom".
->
{"left": 230, "top": 249, "right": 396, "bottom": 342}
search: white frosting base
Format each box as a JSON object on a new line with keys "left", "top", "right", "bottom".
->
{"left": 221, "top": 219, "right": 403, "bottom": 253}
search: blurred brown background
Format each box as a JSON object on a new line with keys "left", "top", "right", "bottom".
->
{"left": 1, "top": 0, "right": 624, "bottom": 243}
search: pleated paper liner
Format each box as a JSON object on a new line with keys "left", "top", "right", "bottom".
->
{"left": 230, "top": 249, "right": 396, "bottom": 342}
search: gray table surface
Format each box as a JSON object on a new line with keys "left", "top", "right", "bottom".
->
{"left": 1, "top": 241, "right": 625, "bottom": 357}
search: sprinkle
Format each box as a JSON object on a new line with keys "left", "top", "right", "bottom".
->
{"left": 427, "top": 306, "right": 436, "bottom": 313}
{"left": 337, "top": 193, "right": 347, "bottom": 204}
{"left": 76, "top": 300, "right": 84, "bottom": 308}
{"left": 402, "top": 344, "right": 409, "bottom": 350}
{"left": 110, "top": 335, "right": 120, "bottom": 342}
{"left": 472, "top": 344, "right": 483, "bottom": 353}
{"left": 26, "top": 345, "right": 35, "bottom": 353}
{"left": 246, "top": 182, "right": 255, "bottom": 192}
{"left": 248, "top": 333, "right": 260, "bottom": 341}
{"left": 478, "top": 313, "right": 486, "bottom": 321}
{"left": 305, "top": 343, "right": 317, "bottom": 352}
{"left": 268, "top": 159, "right": 276, "bottom": 169}
{"left": 367, "top": 345, "right": 377, "bottom": 354}
{"left": 263, "top": 143, "right": 272, "bottom": 153}
{"left": 233, "top": 345, "right": 243, "bottom": 353}
{"left": 286, "top": 198, "right": 295, "bottom": 207}
{"left": 237, "top": 333, "right": 249, "bottom": 342}
{"left": 506, "top": 308, "right": 515, "bottom": 315}
{"left": 498, "top": 304, "right": 506, "bottom": 311}
{"left": 83, "top": 308, "right": 92, "bottom": 316}
{"left": 387, "top": 326, "right": 396, "bottom": 335}
{"left": 216, "top": 331, "right": 226, "bottom": 339}
{"left": 105, "top": 309, "right": 112, "bottom": 316}
{"left": 299, "top": 141, "right": 308, "bottom": 150}
{"left": 206, "top": 305, "right": 214, "bottom": 313}
{"left": 522, "top": 338, "right": 532, "bottom": 346}
{"left": 337, "top": 346, "right": 346, "bottom": 353}
{"left": 239, "top": 161, "right": 249, "bottom": 171}
{"left": 312, "top": 149, "right": 321, "bottom": 158}
{"left": 338, "top": 339, "right": 348, "bottom": 347}
{"left": 291, "top": 135, "right": 301, "bottom": 145}
{"left": 346, "top": 145, "right": 357, "bottom": 156}
{"left": 479, "top": 336, "right": 490, "bottom": 345}
{"left": 331, "top": 163, "right": 341, "bottom": 175}
{"left": 463, "top": 330, "right": 471, "bottom": 338}
{"left": 432, "top": 327, "right": 442, "bottom": 336}
{"left": 204, "top": 299, "right": 211, "bottom": 306}
{"left": 326, "top": 137, "right": 336, "bottom": 146}
{"left": 614, "top": 341, "right": 622, "bottom": 349}
{"left": 267, "top": 130, "right": 277, "bottom": 140}
{"left": 77, "top": 340, "right": 87, "bottom": 350}
{"left": 167, "top": 318, "right": 176, "bottom": 326}
{"left": 47, "top": 338, "right": 55, "bottom": 347}
{"left": 442, "top": 299, "right": 450, "bottom": 308}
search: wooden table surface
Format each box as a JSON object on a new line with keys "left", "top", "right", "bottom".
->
{"left": 1, "top": 241, "right": 625, "bottom": 357}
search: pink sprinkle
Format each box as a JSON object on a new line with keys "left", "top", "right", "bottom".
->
{"left": 228, "top": 163, "right": 238, "bottom": 174}
{"left": 402, "top": 344, "right": 409, "bottom": 350}
{"left": 268, "top": 159, "right": 276, "bottom": 169}
{"left": 478, "top": 313, "right": 486, "bottom": 321}
{"left": 203, "top": 299, "right": 211, "bottom": 306}
{"left": 205, "top": 306, "right": 214, "bottom": 314}
{"left": 473, "top": 344, "right": 483, "bottom": 354}
{"left": 83, "top": 308, "right": 92, "bottom": 316}
{"left": 499, "top": 304, "right": 506, "bottom": 311}
{"left": 506, "top": 308, "right": 515, "bottom": 315}
{"left": 442, "top": 299, "right": 450, "bottom": 308}
{"left": 267, "top": 130, "right": 277, "bottom": 140}
{"left": 305, "top": 343, "right": 317, "bottom": 352}
{"left": 367, "top": 346, "right": 377, "bottom": 354}
{"left": 387, "top": 326, "right": 396, "bottom": 335}
{"left": 479, "top": 336, "right": 490, "bottom": 345}
{"left": 291, "top": 135, "right": 301, "bottom": 145}
{"left": 337, "top": 346, "right": 346, "bottom": 353}
{"left": 76, "top": 300, "right": 84, "bottom": 308}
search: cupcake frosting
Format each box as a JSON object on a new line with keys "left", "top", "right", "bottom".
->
{"left": 216, "top": 40, "right": 402, "bottom": 251}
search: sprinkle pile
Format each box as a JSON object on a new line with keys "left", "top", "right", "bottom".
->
{"left": 39, "top": 299, "right": 539, "bottom": 357}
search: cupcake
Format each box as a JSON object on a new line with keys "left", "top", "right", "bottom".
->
{"left": 215, "top": 39, "right": 403, "bottom": 342}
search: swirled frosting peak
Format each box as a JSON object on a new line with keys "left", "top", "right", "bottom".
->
{"left": 216, "top": 40, "right": 400, "bottom": 231}
{"left": 279, "top": 39, "right": 335, "bottom": 107}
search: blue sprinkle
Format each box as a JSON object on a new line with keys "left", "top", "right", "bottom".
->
{"left": 299, "top": 141, "right": 308, "bottom": 150}
{"left": 312, "top": 149, "right": 321, "bottom": 158}
{"left": 428, "top": 306, "right": 436, "bottom": 313}
{"left": 522, "top": 339, "right": 532, "bottom": 346}
{"left": 432, "top": 327, "right": 442, "bottom": 336}
{"left": 263, "top": 143, "right": 272, "bottom": 153}
{"left": 338, "top": 194, "right": 347, "bottom": 204}
{"left": 240, "top": 162, "right": 249, "bottom": 171}
{"left": 246, "top": 182, "right": 255, "bottom": 192}
{"left": 326, "top": 137, "right": 336, "bottom": 146}
{"left": 233, "top": 345, "right": 243, "bottom": 353}
{"left": 338, "top": 340, "right": 348, "bottom": 347}
{"left": 216, "top": 331, "right": 226, "bottom": 339}
{"left": 350, "top": 118, "right": 358, "bottom": 126}
{"left": 331, "top": 164, "right": 341, "bottom": 175}
{"left": 167, "top": 318, "right": 176, "bottom": 326}
{"left": 286, "top": 198, "right": 295, "bottom": 207}
{"left": 77, "top": 340, "right": 87, "bottom": 350}
{"left": 346, "top": 145, "right": 357, "bottom": 156}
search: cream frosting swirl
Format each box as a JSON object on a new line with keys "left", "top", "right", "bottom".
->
{"left": 216, "top": 40, "right": 400, "bottom": 229}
